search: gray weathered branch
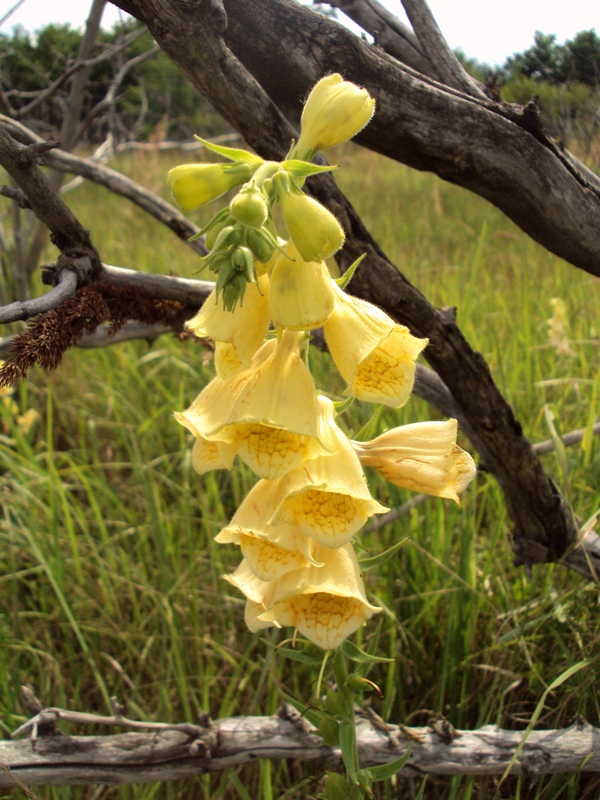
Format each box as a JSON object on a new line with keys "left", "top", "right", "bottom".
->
{"left": 0, "top": 116, "right": 206, "bottom": 254}
{"left": 1, "top": 708, "right": 599, "bottom": 786}
{"left": 215, "top": 0, "right": 600, "bottom": 277}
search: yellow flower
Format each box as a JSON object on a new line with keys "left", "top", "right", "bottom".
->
{"left": 207, "top": 330, "right": 331, "bottom": 479}
{"left": 16, "top": 408, "right": 40, "bottom": 435}
{"left": 295, "top": 73, "right": 375, "bottom": 158}
{"left": 269, "top": 241, "right": 335, "bottom": 331}
{"left": 214, "top": 342, "right": 245, "bottom": 380}
{"left": 352, "top": 419, "right": 477, "bottom": 503}
{"left": 277, "top": 173, "right": 345, "bottom": 262}
{"left": 324, "top": 282, "right": 427, "bottom": 407}
{"left": 226, "top": 543, "right": 381, "bottom": 650}
{"left": 270, "top": 395, "right": 388, "bottom": 547}
{"left": 186, "top": 274, "right": 270, "bottom": 367}
{"left": 167, "top": 163, "right": 251, "bottom": 212}
{"left": 216, "top": 478, "right": 321, "bottom": 580}
{"left": 174, "top": 352, "right": 268, "bottom": 473}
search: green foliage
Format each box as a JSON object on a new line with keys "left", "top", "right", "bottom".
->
{"left": 0, "top": 21, "right": 229, "bottom": 141}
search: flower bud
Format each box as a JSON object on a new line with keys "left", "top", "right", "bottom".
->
{"left": 230, "top": 184, "right": 269, "bottom": 229}
{"left": 277, "top": 174, "right": 344, "bottom": 262}
{"left": 295, "top": 73, "right": 375, "bottom": 157}
{"left": 168, "top": 162, "right": 251, "bottom": 212}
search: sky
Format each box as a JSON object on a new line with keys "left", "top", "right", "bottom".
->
{"left": 0, "top": 0, "right": 597, "bottom": 66}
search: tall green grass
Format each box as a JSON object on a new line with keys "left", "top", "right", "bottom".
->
{"left": 0, "top": 146, "right": 599, "bottom": 799}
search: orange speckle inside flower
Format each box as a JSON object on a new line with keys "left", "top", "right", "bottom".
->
{"left": 283, "top": 593, "right": 371, "bottom": 651}
{"left": 222, "top": 423, "right": 320, "bottom": 479}
{"left": 352, "top": 335, "right": 416, "bottom": 407}
{"left": 240, "top": 535, "right": 308, "bottom": 582}
{"left": 280, "top": 489, "right": 368, "bottom": 547}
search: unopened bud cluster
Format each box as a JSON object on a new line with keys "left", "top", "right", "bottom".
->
{"left": 172, "top": 75, "right": 476, "bottom": 651}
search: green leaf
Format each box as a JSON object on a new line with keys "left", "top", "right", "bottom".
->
{"left": 363, "top": 743, "right": 413, "bottom": 781}
{"left": 194, "top": 135, "right": 263, "bottom": 166}
{"left": 341, "top": 640, "right": 394, "bottom": 665}
{"left": 268, "top": 644, "right": 324, "bottom": 666}
{"left": 281, "top": 159, "right": 338, "bottom": 180}
{"left": 339, "top": 719, "right": 359, "bottom": 783}
{"left": 335, "top": 253, "right": 367, "bottom": 290}
{"left": 359, "top": 539, "right": 409, "bottom": 571}
{"left": 500, "top": 660, "right": 589, "bottom": 782}
{"left": 279, "top": 691, "right": 322, "bottom": 729}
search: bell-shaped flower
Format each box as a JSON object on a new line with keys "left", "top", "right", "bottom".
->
{"left": 215, "top": 479, "right": 322, "bottom": 580}
{"left": 295, "top": 73, "right": 376, "bottom": 158}
{"left": 324, "top": 282, "right": 428, "bottom": 407}
{"left": 269, "top": 241, "right": 335, "bottom": 331}
{"left": 276, "top": 172, "right": 344, "bottom": 263}
{"left": 207, "top": 330, "right": 331, "bottom": 479}
{"left": 168, "top": 162, "right": 251, "bottom": 212}
{"left": 186, "top": 274, "right": 270, "bottom": 367}
{"left": 227, "top": 543, "right": 381, "bottom": 650}
{"left": 173, "top": 345, "right": 275, "bottom": 472}
{"left": 352, "top": 419, "right": 477, "bottom": 503}
{"left": 269, "top": 395, "right": 388, "bottom": 547}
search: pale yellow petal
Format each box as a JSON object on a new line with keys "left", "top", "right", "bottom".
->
{"left": 215, "top": 479, "right": 320, "bottom": 564}
{"left": 324, "top": 282, "right": 427, "bottom": 408}
{"left": 186, "top": 275, "right": 270, "bottom": 366}
{"left": 191, "top": 436, "right": 230, "bottom": 474}
{"left": 258, "top": 543, "right": 381, "bottom": 650}
{"left": 209, "top": 330, "right": 330, "bottom": 479}
{"left": 353, "top": 419, "right": 477, "bottom": 502}
{"left": 214, "top": 342, "right": 245, "bottom": 380}
{"left": 240, "top": 534, "right": 310, "bottom": 581}
{"left": 270, "top": 396, "right": 388, "bottom": 546}
{"left": 269, "top": 241, "right": 334, "bottom": 331}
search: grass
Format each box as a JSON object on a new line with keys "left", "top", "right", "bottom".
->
{"left": 0, "top": 144, "right": 599, "bottom": 799}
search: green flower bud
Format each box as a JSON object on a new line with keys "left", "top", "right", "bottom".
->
{"left": 230, "top": 184, "right": 269, "bottom": 229}
{"left": 168, "top": 162, "right": 251, "bottom": 212}
{"left": 277, "top": 173, "right": 345, "bottom": 262}
{"left": 246, "top": 228, "right": 276, "bottom": 263}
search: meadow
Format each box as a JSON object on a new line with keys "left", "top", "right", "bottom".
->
{"left": 0, "top": 143, "right": 599, "bottom": 800}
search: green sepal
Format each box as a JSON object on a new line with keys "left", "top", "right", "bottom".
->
{"left": 340, "top": 640, "right": 394, "bottom": 666}
{"left": 352, "top": 404, "right": 382, "bottom": 443}
{"left": 188, "top": 207, "right": 233, "bottom": 243}
{"left": 339, "top": 720, "right": 359, "bottom": 784}
{"left": 281, "top": 159, "right": 338, "bottom": 180}
{"left": 361, "top": 744, "right": 413, "bottom": 782}
{"left": 317, "top": 714, "right": 340, "bottom": 746}
{"left": 194, "top": 135, "right": 263, "bottom": 167}
{"left": 319, "top": 772, "right": 362, "bottom": 800}
{"left": 335, "top": 253, "right": 367, "bottom": 290}
{"left": 333, "top": 396, "right": 355, "bottom": 415}
{"left": 270, "top": 644, "right": 324, "bottom": 666}
{"left": 279, "top": 691, "right": 322, "bottom": 729}
{"left": 325, "top": 689, "right": 347, "bottom": 720}
{"left": 359, "top": 539, "right": 409, "bottom": 572}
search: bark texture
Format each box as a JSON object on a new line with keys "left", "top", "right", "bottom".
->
{"left": 2, "top": 714, "right": 600, "bottom": 786}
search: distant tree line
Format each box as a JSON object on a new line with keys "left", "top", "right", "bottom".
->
{"left": 0, "top": 19, "right": 598, "bottom": 152}
{"left": 456, "top": 29, "right": 600, "bottom": 156}
{"left": 0, "top": 19, "right": 230, "bottom": 143}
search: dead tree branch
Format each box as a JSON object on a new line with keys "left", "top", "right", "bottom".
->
{"left": 214, "top": 0, "right": 600, "bottom": 277}
{"left": 0, "top": 116, "right": 205, "bottom": 253}
{"left": 1, "top": 706, "right": 599, "bottom": 785}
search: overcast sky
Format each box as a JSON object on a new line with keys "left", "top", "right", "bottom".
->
{"left": 0, "top": 0, "right": 597, "bottom": 66}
